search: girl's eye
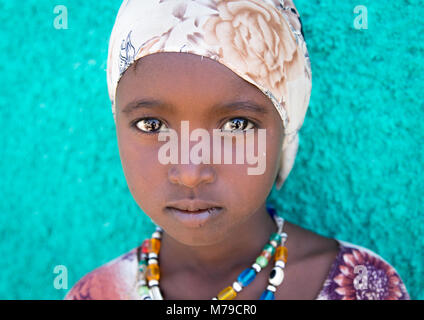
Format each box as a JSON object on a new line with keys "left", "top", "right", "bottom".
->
{"left": 132, "top": 117, "right": 256, "bottom": 134}
{"left": 221, "top": 117, "right": 256, "bottom": 132}
{"left": 133, "top": 118, "right": 168, "bottom": 134}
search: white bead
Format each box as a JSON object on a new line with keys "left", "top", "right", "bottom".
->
{"left": 252, "top": 263, "right": 261, "bottom": 273}
{"left": 267, "top": 284, "right": 277, "bottom": 292}
{"left": 149, "top": 286, "right": 163, "bottom": 300}
{"left": 148, "top": 258, "right": 158, "bottom": 265}
{"left": 148, "top": 253, "right": 158, "bottom": 260}
{"left": 269, "top": 267, "right": 284, "bottom": 286}
{"left": 275, "top": 260, "right": 285, "bottom": 269}
{"left": 137, "top": 279, "right": 146, "bottom": 286}
{"left": 270, "top": 240, "right": 278, "bottom": 248}
{"left": 212, "top": 297, "right": 218, "bottom": 300}
{"left": 232, "top": 281, "right": 242, "bottom": 293}
{"left": 148, "top": 280, "right": 159, "bottom": 287}
{"left": 152, "top": 231, "right": 162, "bottom": 239}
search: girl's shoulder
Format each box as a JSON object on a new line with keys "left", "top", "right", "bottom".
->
{"left": 64, "top": 246, "right": 140, "bottom": 300}
{"left": 315, "top": 239, "right": 410, "bottom": 300}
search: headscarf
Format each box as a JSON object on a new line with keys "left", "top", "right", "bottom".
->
{"left": 107, "top": 0, "right": 312, "bottom": 190}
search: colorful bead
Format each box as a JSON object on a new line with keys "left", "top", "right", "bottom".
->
{"left": 269, "top": 267, "right": 284, "bottom": 286}
{"left": 217, "top": 286, "right": 237, "bottom": 300}
{"left": 237, "top": 268, "right": 256, "bottom": 287}
{"left": 275, "top": 246, "right": 288, "bottom": 263}
{"left": 137, "top": 216, "right": 287, "bottom": 300}
{"left": 256, "top": 255, "right": 269, "bottom": 268}
{"left": 260, "top": 290, "right": 275, "bottom": 300}
{"left": 137, "top": 285, "right": 150, "bottom": 297}
{"left": 149, "top": 238, "right": 161, "bottom": 254}
{"left": 141, "top": 239, "right": 150, "bottom": 254}
{"left": 260, "top": 250, "right": 272, "bottom": 260}
{"left": 146, "top": 264, "right": 160, "bottom": 281}
{"left": 263, "top": 244, "right": 276, "bottom": 255}
{"left": 139, "top": 263, "right": 147, "bottom": 273}
{"left": 269, "top": 232, "right": 282, "bottom": 244}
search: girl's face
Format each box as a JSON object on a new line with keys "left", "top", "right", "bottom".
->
{"left": 115, "top": 52, "right": 284, "bottom": 246}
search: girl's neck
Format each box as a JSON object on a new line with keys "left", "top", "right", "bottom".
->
{"left": 159, "top": 203, "right": 278, "bottom": 279}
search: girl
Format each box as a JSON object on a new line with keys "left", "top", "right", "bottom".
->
{"left": 65, "top": 0, "right": 410, "bottom": 300}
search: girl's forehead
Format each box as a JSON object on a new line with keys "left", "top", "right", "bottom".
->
{"left": 116, "top": 53, "right": 275, "bottom": 113}
{"left": 121, "top": 52, "right": 251, "bottom": 91}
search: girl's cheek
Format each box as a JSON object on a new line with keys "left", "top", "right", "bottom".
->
{"left": 117, "top": 134, "right": 161, "bottom": 182}
{"left": 124, "top": 145, "right": 161, "bottom": 175}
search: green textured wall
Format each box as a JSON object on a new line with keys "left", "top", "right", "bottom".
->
{"left": 0, "top": 0, "right": 422, "bottom": 299}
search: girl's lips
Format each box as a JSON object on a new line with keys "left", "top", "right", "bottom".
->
{"left": 166, "top": 207, "right": 223, "bottom": 228}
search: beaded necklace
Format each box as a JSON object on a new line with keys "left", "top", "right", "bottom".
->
{"left": 136, "top": 205, "right": 288, "bottom": 300}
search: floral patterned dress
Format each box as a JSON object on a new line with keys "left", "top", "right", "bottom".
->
{"left": 315, "top": 239, "right": 410, "bottom": 300}
{"left": 64, "top": 239, "right": 410, "bottom": 300}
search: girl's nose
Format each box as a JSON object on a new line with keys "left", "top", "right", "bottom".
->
{"left": 168, "top": 165, "right": 216, "bottom": 188}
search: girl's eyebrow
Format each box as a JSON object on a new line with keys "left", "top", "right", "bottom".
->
{"left": 213, "top": 100, "right": 269, "bottom": 115}
{"left": 121, "top": 98, "right": 269, "bottom": 115}
{"left": 121, "top": 99, "right": 172, "bottom": 115}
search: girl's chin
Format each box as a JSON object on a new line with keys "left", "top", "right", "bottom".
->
{"left": 162, "top": 216, "right": 232, "bottom": 247}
